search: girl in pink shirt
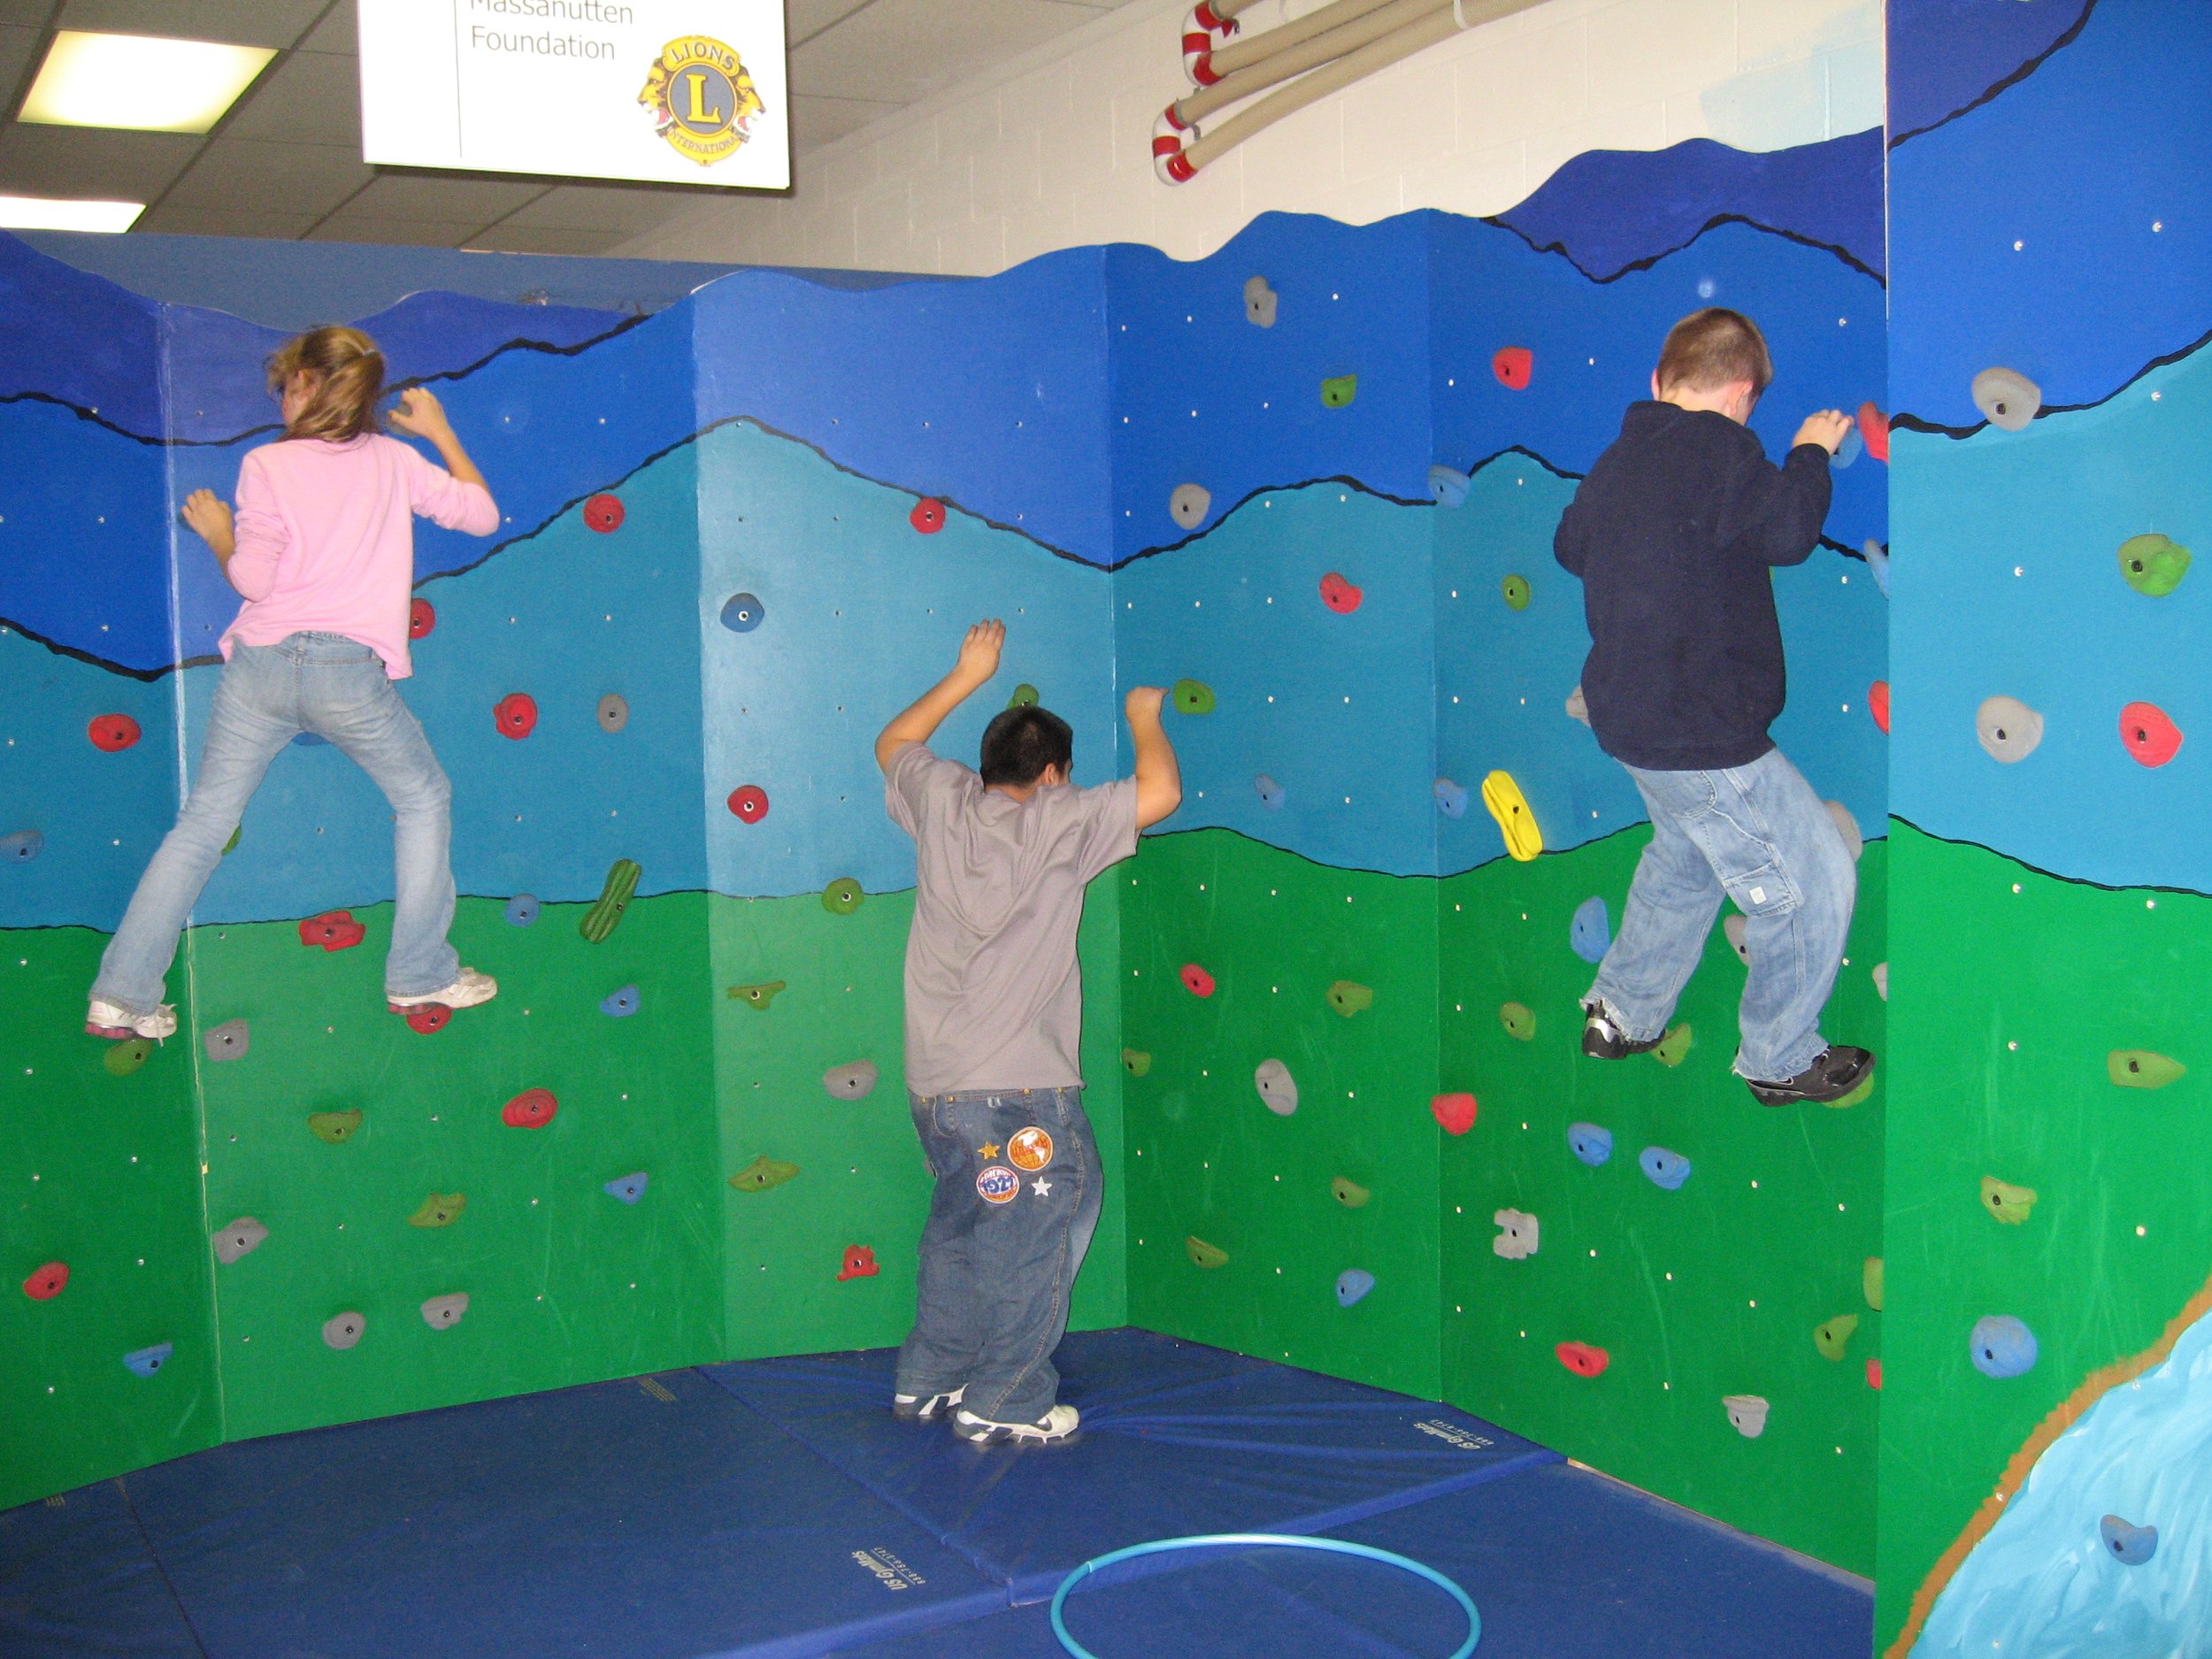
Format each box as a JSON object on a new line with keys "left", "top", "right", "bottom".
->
{"left": 88, "top": 326, "right": 503, "bottom": 1041}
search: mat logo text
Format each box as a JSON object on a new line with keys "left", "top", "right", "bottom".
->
{"left": 1415, "top": 1419, "right": 1494, "bottom": 1451}
{"left": 851, "top": 1547, "right": 927, "bottom": 1591}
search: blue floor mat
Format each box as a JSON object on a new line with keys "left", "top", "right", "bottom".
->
{"left": 0, "top": 1479, "right": 202, "bottom": 1659}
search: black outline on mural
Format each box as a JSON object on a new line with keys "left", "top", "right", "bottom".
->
{"left": 1487, "top": 210, "right": 1884, "bottom": 288}
{"left": 1892, "top": 319, "right": 2212, "bottom": 443}
{"left": 1887, "top": 0, "right": 2101, "bottom": 150}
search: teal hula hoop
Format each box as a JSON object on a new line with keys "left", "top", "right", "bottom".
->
{"left": 1048, "top": 1531, "right": 1479, "bottom": 1658}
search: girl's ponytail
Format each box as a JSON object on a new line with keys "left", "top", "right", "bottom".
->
{"left": 267, "top": 325, "right": 386, "bottom": 442}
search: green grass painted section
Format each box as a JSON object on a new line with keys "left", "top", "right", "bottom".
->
{"left": 1878, "top": 826, "right": 2212, "bottom": 1650}
{"left": 1120, "top": 831, "right": 1440, "bottom": 1401}
{"left": 1440, "top": 829, "right": 1887, "bottom": 1577}
{"left": 0, "top": 928, "right": 219, "bottom": 1511}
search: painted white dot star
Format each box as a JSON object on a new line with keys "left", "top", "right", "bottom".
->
{"left": 1030, "top": 1178, "right": 1052, "bottom": 1197}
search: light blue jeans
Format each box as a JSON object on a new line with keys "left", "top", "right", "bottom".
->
{"left": 92, "top": 633, "right": 460, "bottom": 1013}
{"left": 1587, "top": 746, "right": 1856, "bottom": 1083}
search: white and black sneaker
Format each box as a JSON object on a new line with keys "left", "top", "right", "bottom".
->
{"left": 951, "top": 1403, "right": 1079, "bottom": 1446}
{"left": 892, "top": 1385, "right": 964, "bottom": 1423}
{"left": 1581, "top": 1002, "right": 1661, "bottom": 1060}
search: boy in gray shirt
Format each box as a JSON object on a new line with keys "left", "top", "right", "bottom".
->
{"left": 877, "top": 619, "right": 1181, "bottom": 1444}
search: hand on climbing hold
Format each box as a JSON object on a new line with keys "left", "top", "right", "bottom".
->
{"left": 1792, "top": 410, "right": 1853, "bottom": 455}
{"left": 1125, "top": 686, "right": 1167, "bottom": 721}
{"left": 389, "top": 386, "right": 455, "bottom": 442}
{"left": 954, "top": 619, "right": 1004, "bottom": 687}
{"left": 180, "top": 489, "right": 234, "bottom": 550}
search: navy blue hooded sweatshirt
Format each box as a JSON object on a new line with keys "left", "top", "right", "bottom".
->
{"left": 1554, "top": 401, "right": 1832, "bottom": 772}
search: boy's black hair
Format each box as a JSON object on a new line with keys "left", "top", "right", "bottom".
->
{"left": 979, "top": 706, "right": 1073, "bottom": 786}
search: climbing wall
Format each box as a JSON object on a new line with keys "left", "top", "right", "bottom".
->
{"left": 1881, "top": 3, "right": 2212, "bottom": 1652}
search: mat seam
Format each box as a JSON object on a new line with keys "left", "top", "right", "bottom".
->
{"left": 114, "top": 1475, "right": 217, "bottom": 1659}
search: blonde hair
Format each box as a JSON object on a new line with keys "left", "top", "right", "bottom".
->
{"left": 1655, "top": 308, "right": 1773, "bottom": 399}
{"left": 267, "top": 325, "right": 385, "bottom": 442}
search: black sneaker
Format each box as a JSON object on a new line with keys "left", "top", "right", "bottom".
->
{"left": 1745, "top": 1047, "right": 1875, "bottom": 1107}
{"left": 1581, "top": 1004, "right": 1661, "bottom": 1060}
{"left": 891, "top": 1385, "right": 964, "bottom": 1423}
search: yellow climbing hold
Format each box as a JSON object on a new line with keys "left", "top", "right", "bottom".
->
{"left": 1186, "top": 1235, "right": 1229, "bottom": 1269}
{"left": 1814, "top": 1314, "right": 1859, "bottom": 1361}
{"left": 1480, "top": 771, "right": 1542, "bottom": 862}
{"left": 1652, "top": 1024, "right": 1693, "bottom": 1067}
{"left": 1121, "top": 1048, "right": 1152, "bottom": 1077}
{"left": 1863, "top": 1256, "right": 1884, "bottom": 1311}
{"left": 1980, "top": 1176, "right": 2038, "bottom": 1225}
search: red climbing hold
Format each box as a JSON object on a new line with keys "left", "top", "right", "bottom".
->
{"left": 1492, "top": 347, "right": 1533, "bottom": 390}
{"left": 403, "top": 1003, "right": 451, "bottom": 1034}
{"left": 409, "top": 598, "right": 436, "bottom": 640}
{"left": 1857, "top": 402, "right": 1889, "bottom": 464}
{"left": 583, "top": 494, "right": 625, "bottom": 533}
{"left": 502, "top": 1087, "right": 558, "bottom": 1128}
{"left": 727, "top": 785, "right": 770, "bottom": 823}
{"left": 837, "top": 1244, "right": 880, "bottom": 1281}
{"left": 1869, "top": 680, "right": 1891, "bottom": 734}
{"left": 298, "top": 910, "right": 366, "bottom": 952}
{"left": 1555, "top": 1340, "right": 1609, "bottom": 1379}
{"left": 23, "top": 1262, "right": 67, "bottom": 1301}
{"left": 1179, "top": 963, "right": 1216, "bottom": 998}
{"left": 2120, "top": 701, "right": 2183, "bottom": 767}
{"left": 1318, "top": 572, "right": 1363, "bottom": 614}
{"left": 910, "top": 498, "right": 946, "bottom": 534}
{"left": 1431, "top": 1092, "right": 1478, "bottom": 1136}
{"left": 88, "top": 713, "right": 141, "bottom": 752}
{"left": 1867, "top": 1357, "right": 1883, "bottom": 1390}
{"left": 495, "top": 693, "right": 538, "bottom": 740}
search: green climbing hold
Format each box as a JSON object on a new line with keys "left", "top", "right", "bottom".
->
{"left": 1008, "top": 683, "right": 1040, "bottom": 710}
{"left": 727, "top": 980, "right": 787, "bottom": 1010}
{"left": 1502, "top": 574, "right": 1531, "bottom": 611}
{"left": 822, "top": 877, "right": 864, "bottom": 915}
{"left": 103, "top": 1039, "right": 151, "bottom": 1077}
{"left": 307, "top": 1110, "right": 363, "bottom": 1145}
{"left": 1980, "top": 1175, "right": 2038, "bottom": 1225}
{"left": 2118, "top": 534, "right": 2191, "bottom": 596}
{"left": 221, "top": 826, "right": 241, "bottom": 856}
{"left": 407, "top": 1192, "right": 466, "bottom": 1228}
{"left": 1652, "top": 1024, "right": 1693, "bottom": 1067}
{"left": 580, "top": 858, "right": 641, "bottom": 942}
{"left": 1171, "top": 679, "right": 1216, "bottom": 717}
{"left": 1863, "top": 1256, "right": 1884, "bottom": 1311}
{"left": 1121, "top": 1048, "right": 1152, "bottom": 1077}
{"left": 2109, "top": 1049, "right": 2185, "bottom": 1089}
{"left": 1814, "top": 1314, "right": 1859, "bottom": 1361}
{"left": 1830, "top": 1071, "right": 1877, "bottom": 1109}
{"left": 1331, "top": 1177, "right": 1371, "bottom": 1210}
{"left": 729, "top": 1156, "right": 800, "bottom": 1193}
{"left": 1325, "top": 979, "right": 1374, "bottom": 1017}
{"left": 1186, "top": 1235, "right": 1229, "bottom": 1269}
{"left": 1320, "top": 374, "right": 1357, "bottom": 409}
{"left": 1498, "top": 1002, "right": 1535, "bottom": 1041}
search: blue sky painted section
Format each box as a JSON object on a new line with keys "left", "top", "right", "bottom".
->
{"left": 1887, "top": 0, "right": 2094, "bottom": 140}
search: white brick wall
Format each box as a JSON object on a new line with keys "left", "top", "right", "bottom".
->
{"left": 617, "top": 0, "right": 1881, "bottom": 273}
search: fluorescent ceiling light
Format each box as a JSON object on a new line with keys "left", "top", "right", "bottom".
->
{"left": 0, "top": 195, "right": 145, "bottom": 233}
{"left": 21, "top": 31, "right": 276, "bottom": 134}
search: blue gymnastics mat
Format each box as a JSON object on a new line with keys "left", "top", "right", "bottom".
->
{"left": 0, "top": 1329, "right": 1869, "bottom": 1659}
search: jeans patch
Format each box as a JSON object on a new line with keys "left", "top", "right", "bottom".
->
{"left": 976, "top": 1165, "right": 1020, "bottom": 1204}
{"left": 1009, "top": 1126, "right": 1055, "bottom": 1171}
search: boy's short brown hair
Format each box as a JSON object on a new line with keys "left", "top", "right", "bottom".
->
{"left": 1655, "top": 309, "right": 1773, "bottom": 398}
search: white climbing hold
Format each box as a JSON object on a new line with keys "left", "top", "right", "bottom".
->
{"left": 1254, "top": 1057, "right": 1298, "bottom": 1116}
{"left": 1491, "top": 1209, "right": 1539, "bottom": 1260}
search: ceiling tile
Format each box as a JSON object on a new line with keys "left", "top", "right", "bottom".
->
{"left": 464, "top": 223, "right": 628, "bottom": 257}
{"left": 305, "top": 216, "right": 477, "bottom": 247}
{"left": 0, "top": 3, "right": 55, "bottom": 26}
{"left": 162, "top": 135, "right": 373, "bottom": 215}
{"left": 789, "top": 0, "right": 876, "bottom": 46}
{"left": 0, "top": 122, "right": 200, "bottom": 198}
{"left": 221, "top": 47, "right": 358, "bottom": 147}
{"left": 54, "top": 0, "right": 327, "bottom": 48}
{"left": 497, "top": 181, "right": 718, "bottom": 234}
{"left": 0, "top": 21, "right": 38, "bottom": 88}
{"left": 792, "top": 92, "right": 902, "bottom": 152}
{"left": 135, "top": 202, "right": 321, "bottom": 238}
{"left": 297, "top": 1, "right": 352, "bottom": 54}
{"left": 342, "top": 172, "right": 545, "bottom": 221}
{"left": 791, "top": 0, "right": 1105, "bottom": 106}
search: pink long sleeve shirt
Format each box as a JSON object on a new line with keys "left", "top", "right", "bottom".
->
{"left": 219, "top": 433, "right": 500, "bottom": 680}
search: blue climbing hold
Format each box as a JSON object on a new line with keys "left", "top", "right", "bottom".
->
{"left": 1, "top": 829, "right": 42, "bottom": 864}
{"left": 1970, "top": 1315, "right": 2039, "bottom": 1379}
{"left": 1639, "top": 1147, "right": 1693, "bottom": 1191}
{"left": 122, "top": 1341, "right": 173, "bottom": 1378}
{"left": 1254, "top": 774, "right": 1286, "bottom": 810}
{"left": 603, "top": 1172, "right": 649, "bottom": 1204}
{"left": 1434, "top": 779, "right": 1468, "bottom": 818}
{"left": 1832, "top": 426, "right": 1863, "bottom": 469}
{"left": 1570, "top": 895, "right": 1610, "bottom": 964}
{"left": 720, "top": 593, "right": 764, "bottom": 633}
{"left": 1336, "top": 1269, "right": 1376, "bottom": 1308}
{"left": 1568, "top": 1123, "right": 1613, "bottom": 1167}
{"left": 2101, "top": 1515, "right": 2158, "bottom": 1566}
{"left": 1428, "top": 465, "right": 1470, "bottom": 508}
{"left": 600, "top": 984, "right": 641, "bottom": 1018}
{"left": 292, "top": 732, "right": 328, "bottom": 747}
{"left": 504, "top": 895, "right": 541, "bottom": 927}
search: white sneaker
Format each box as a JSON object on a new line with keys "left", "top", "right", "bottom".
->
{"left": 951, "top": 1403, "right": 1079, "bottom": 1445}
{"left": 893, "top": 1385, "right": 964, "bottom": 1423}
{"left": 387, "top": 968, "right": 498, "bottom": 1013}
{"left": 86, "top": 998, "right": 177, "bottom": 1041}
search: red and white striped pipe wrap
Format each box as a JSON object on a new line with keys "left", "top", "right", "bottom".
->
{"left": 1181, "top": 2, "right": 1239, "bottom": 87}
{"left": 1153, "top": 104, "right": 1198, "bottom": 183}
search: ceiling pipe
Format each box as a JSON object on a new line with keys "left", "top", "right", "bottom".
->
{"left": 1171, "top": 0, "right": 1452, "bottom": 127}
{"left": 1195, "top": 0, "right": 1400, "bottom": 85}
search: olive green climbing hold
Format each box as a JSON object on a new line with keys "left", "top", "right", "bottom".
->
{"left": 1498, "top": 1002, "right": 1535, "bottom": 1041}
{"left": 1981, "top": 1175, "right": 2038, "bottom": 1224}
{"left": 1121, "top": 1048, "right": 1152, "bottom": 1077}
{"left": 221, "top": 826, "right": 241, "bottom": 856}
{"left": 1008, "top": 683, "right": 1040, "bottom": 710}
{"left": 1863, "top": 1256, "right": 1884, "bottom": 1311}
{"left": 1171, "top": 679, "right": 1216, "bottom": 716}
{"left": 1331, "top": 1177, "right": 1371, "bottom": 1210}
{"left": 2119, "top": 534, "right": 2191, "bottom": 597}
{"left": 1320, "top": 374, "right": 1357, "bottom": 409}
{"left": 104, "top": 1039, "right": 151, "bottom": 1077}
{"left": 308, "top": 1110, "right": 363, "bottom": 1145}
{"left": 1814, "top": 1314, "right": 1859, "bottom": 1361}
{"left": 729, "top": 1156, "right": 800, "bottom": 1193}
{"left": 580, "top": 858, "right": 641, "bottom": 942}
{"left": 1652, "top": 1024, "right": 1693, "bottom": 1067}
{"left": 2110, "top": 1049, "right": 2185, "bottom": 1089}
{"left": 727, "top": 980, "right": 787, "bottom": 1010}
{"left": 1502, "top": 574, "right": 1531, "bottom": 611}
{"left": 1186, "top": 1235, "right": 1229, "bottom": 1269}
{"left": 407, "top": 1192, "right": 466, "bottom": 1228}
{"left": 1325, "top": 980, "right": 1374, "bottom": 1017}
{"left": 822, "top": 878, "right": 864, "bottom": 915}
{"left": 1830, "top": 1071, "right": 1877, "bottom": 1109}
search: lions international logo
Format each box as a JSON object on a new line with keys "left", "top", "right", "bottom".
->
{"left": 638, "top": 36, "right": 764, "bottom": 167}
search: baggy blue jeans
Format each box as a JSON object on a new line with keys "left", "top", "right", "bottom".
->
{"left": 1586, "top": 745, "right": 1856, "bottom": 1083}
{"left": 92, "top": 633, "right": 461, "bottom": 1013}
{"left": 897, "top": 1086, "right": 1102, "bottom": 1425}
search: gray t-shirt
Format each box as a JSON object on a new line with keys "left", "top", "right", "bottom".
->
{"left": 885, "top": 742, "right": 1139, "bottom": 1096}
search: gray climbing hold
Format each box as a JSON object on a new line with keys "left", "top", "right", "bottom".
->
{"left": 1254, "top": 1057, "right": 1297, "bottom": 1116}
{"left": 1826, "top": 801, "right": 1863, "bottom": 863}
{"left": 824, "top": 1061, "right": 879, "bottom": 1101}
{"left": 1335, "top": 1269, "right": 1376, "bottom": 1308}
{"left": 1169, "top": 484, "right": 1210, "bottom": 532}
{"left": 1492, "top": 1209, "right": 1538, "bottom": 1260}
{"left": 1972, "top": 366, "right": 2041, "bottom": 432}
{"left": 420, "top": 1292, "right": 469, "bottom": 1330}
{"left": 1243, "top": 275, "right": 1278, "bottom": 326}
{"left": 1863, "top": 539, "right": 1890, "bottom": 597}
{"left": 1565, "top": 685, "right": 1589, "bottom": 726}
{"left": 1723, "top": 1394, "right": 1770, "bottom": 1438}
{"left": 211, "top": 1216, "right": 268, "bottom": 1264}
{"left": 1976, "top": 695, "right": 2044, "bottom": 763}
{"left": 1723, "top": 913, "right": 1750, "bottom": 965}
{"left": 597, "top": 694, "right": 628, "bottom": 733}
{"left": 1, "top": 829, "right": 42, "bottom": 863}
{"left": 322, "top": 1311, "right": 365, "bottom": 1350}
{"left": 603, "top": 1171, "right": 648, "bottom": 1204}
{"left": 1254, "top": 773, "right": 1286, "bottom": 810}
{"left": 1873, "top": 962, "right": 1888, "bottom": 1000}
{"left": 204, "top": 1018, "right": 249, "bottom": 1062}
